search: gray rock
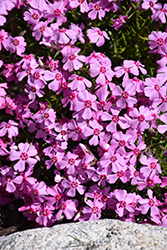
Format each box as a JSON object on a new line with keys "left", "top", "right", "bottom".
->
{"left": 0, "top": 219, "right": 167, "bottom": 250}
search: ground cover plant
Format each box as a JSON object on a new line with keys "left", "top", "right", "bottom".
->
{"left": 0, "top": 0, "right": 167, "bottom": 231}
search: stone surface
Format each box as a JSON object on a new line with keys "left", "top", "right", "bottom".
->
{"left": 0, "top": 219, "right": 167, "bottom": 250}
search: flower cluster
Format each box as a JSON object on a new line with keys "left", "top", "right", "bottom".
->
{"left": 0, "top": 0, "right": 167, "bottom": 229}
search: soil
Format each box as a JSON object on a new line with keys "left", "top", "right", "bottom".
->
{"left": 0, "top": 200, "right": 37, "bottom": 237}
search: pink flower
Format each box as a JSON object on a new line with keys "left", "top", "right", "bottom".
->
{"left": 23, "top": 8, "right": 42, "bottom": 26}
{"left": 148, "top": 31, "right": 167, "bottom": 53}
{"left": 83, "top": 119, "right": 104, "bottom": 146}
{"left": 62, "top": 175, "right": 86, "bottom": 197}
{"left": 111, "top": 16, "right": 128, "bottom": 30}
{"left": 142, "top": 0, "right": 161, "bottom": 13}
{"left": 74, "top": 89, "right": 97, "bottom": 120}
{"left": 0, "top": 120, "right": 18, "bottom": 139}
{"left": 0, "top": 29, "right": 8, "bottom": 50}
{"left": 70, "top": 0, "right": 89, "bottom": 13}
{"left": 87, "top": 27, "right": 109, "bottom": 47}
{"left": 9, "top": 142, "right": 38, "bottom": 171}
{"left": 6, "top": 36, "right": 26, "bottom": 56}
{"left": 61, "top": 46, "right": 86, "bottom": 72}
{"left": 68, "top": 74, "right": 92, "bottom": 91}
{"left": 158, "top": 113, "right": 167, "bottom": 133}
{"left": 88, "top": 2, "right": 105, "bottom": 20}
{"left": 80, "top": 199, "right": 103, "bottom": 221}
{"left": 44, "top": 0, "right": 67, "bottom": 25}
{"left": 55, "top": 199, "right": 78, "bottom": 220}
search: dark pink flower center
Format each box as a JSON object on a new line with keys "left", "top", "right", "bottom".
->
{"left": 20, "top": 152, "right": 28, "bottom": 161}
{"left": 138, "top": 115, "right": 145, "bottom": 122}
{"left": 0, "top": 35, "right": 4, "bottom": 41}
{"left": 52, "top": 142, "right": 58, "bottom": 148}
{"left": 149, "top": 1, "right": 154, "bottom": 7}
{"left": 78, "top": 0, "right": 85, "bottom": 3}
{"left": 154, "top": 84, "right": 160, "bottom": 91}
{"left": 6, "top": 176, "right": 12, "bottom": 182}
{"left": 31, "top": 86, "right": 36, "bottom": 93}
{"left": 82, "top": 163, "right": 87, "bottom": 170}
{"left": 157, "top": 38, "right": 164, "bottom": 46}
{"left": 68, "top": 158, "right": 75, "bottom": 165}
{"left": 97, "top": 30, "right": 103, "bottom": 36}
{"left": 59, "top": 28, "right": 66, "bottom": 33}
{"left": 32, "top": 13, "right": 39, "bottom": 20}
{"left": 148, "top": 198, "right": 155, "bottom": 207}
{"left": 43, "top": 208, "right": 50, "bottom": 216}
{"left": 119, "top": 140, "right": 126, "bottom": 146}
{"left": 44, "top": 112, "right": 49, "bottom": 118}
{"left": 78, "top": 152, "right": 85, "bottom": 159}
{"left": 69, "top": 92, "right": 75, "bottom": 100}
{"left": 110, "top": 155, "right": 117, "bottom": 162}
{"left": 92, "top": 206, "right": 99, "bottom": 214}
{"left": 77, "top": 76, "right": 84, "bottom": 81}
{"left": 55, "top": 194, "right": 62, "bottom": 201}
{"left": 33, "top": 72, "right": 40, "bottom": 79}
{"left": 134, "top": 61, "right": 140, "bottom": 67}
{"left": 112, "top": 115, "right": 119, "bottom": 123}
{"left": 150, "top": 162, "right": 157, "bottom": 169}
{"left": 133, "top": 148, "right": 140, "bottom": 155}
{"left": 122, "top": 91, "right": 129, "bottom": 99}
{"left": 147, "top": 178, "right": 153, "bottom": 185}
{"left": 100, "top": 174, "right": 106, "bottom": 180}
{"left": 94, "top": 3, "right": 101, "bottom": 11}
{"left": 61, "top": 203, "right": 66, "bottom": 210}
{"left": 120, "top": 200, "right": 126, "bottom": 207}
{"left": 134, "top": 170, "right": 138, "bottom": 177}
{"left": 55, "top": 73, "right": 62, "bottom": 80}
{"left": 94, "top": 128, "right": 100, "bottom": 136}
{"left": 40, "top": 26, "right": 45, "bottom": 33}
{"left": 85, "top": 100, "right": 92, "bottom": 108}
{"left": 36, "top": 123, "right": 41, "bottom": 129}
{"left": 71, "top": 180, "right": 78, "bottom": 188}
{"left": 54, "top": 9, "right": 61, "bottom": 16}
{"left": 26, "top": 67, "right": 32, "bottom": 75}
{"left": 61, "top": 82, "right": 67, "bottom": 88}
{"left": 33, "top": 189, "right": 39, "bottom": 196}
{"left": 123, "top": 67, "right": 130, "bottom": 73}
{"left": 52, "top": 156, "right": 58, "bottom": 163}
{"left": 100, "top": 66, "right": 106, "bottom": 73}
{"left": 61, "top": 130, "right": 66, "bottom": 135}
{"left": 117, "top": 170, "right": 124, "bottom": 177}
{"left": 6, "top": 123, "right": 11, "bottom": 128}
{"left": 69, "top": 54, "right": 76, "bottom": 61}
{"left": 76, "top": 126, "right": 82, "bottom": 133}
{"left": 13, "top": 39, "right": 19, "bottom": 46}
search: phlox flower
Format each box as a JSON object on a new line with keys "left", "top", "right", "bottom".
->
{"left": 140, "top": 155, "right": 162, "bottom": 177}
{"left": 1, "top": 165, "right": 23, "bottom": 193}
{"left": 83, "top": 119, "right": 104, "bottom": 146}
{"left": 126, "top": 141, "right": 146, "bottom": 164}
{"left": 88, "top": 2, "right": 105, "bottom": 20}
{"left": 5, "top": 96, "right": 17, "bottom": 115}
{"left": 89, "top": 61, "right": 114, "bottom": 85}
{"left": 36, "top": 203, "right": 55, "bottom": 227}
{"left": 144, "top": 77, "right": 166, "bottom": 100}
{"left": 129, "top": 106, "right": 152, "bottom": 132}
{"left": 111, "top": 15, "right": 128, "bottom": 30}
{"left": 51, "top": 26, "right": 76, "bottom": 45}
{"left": 158, "top": 113, "right": 167, "bottom": 134}
{"left": 112, "top": 85, "right": 137, "bottom": 109}
{"left": 62, "top": 175, "right": 86, "bottom": 197}
{"left": 113, "top": 189, "right": 139, "bottom": 218}
{"left": 152, "top": 3, "right": 167, "bottom": 23}
{"left": 61, "top": 88, "right": 77, "bottom": 111}
{"left": 61, "top": 46, "right": 86, "bottom": 71}
{"left": 122, "top": 60, "right": 147, "bottom": 76}
{"left": 114, "top": 61, "right": 131, "bottom": 80}
{"left": 32, "top": 21, "right": 51, "bottom": 41}
{"left": 29, "top": 181, "right": 47, "bottom": 205}
{"left": 44, "top": 69, "right": 64, "bottom": 92}
{"left": 139, "top": 189, "right": 160, "bottom": 219}
{"left": 148, "top": 31, "right": 167, "bottom": 53}
{"left": 59, "top": 151, "right": 80, "bottom": 175}
{"left": 112, "top": 131, "right": 131, "bottom": 155}
{"left": 87, "top": 27, "right": 109, "bottom": 47}
{"left": 23, "top": 8, "right": 42, "bottom": 26}
{"left": 0, "top": 29, "right": 8, "bottom": 50}
{"left": 0, "top": 0, "right": 16, "bottom": 11}
{"left": 9, "top": 142, "right": 38, "bottom": 171}
{"left": 70, "top": 0, "right": 89, "bottom": 13}
{"left": 45, "top": 152, "right": 64, "bottom": 170}
{"left": 68, "top": 74, "right": 92, "bottom": 91}
{"left": 137, "top": 171, "right": 161, "bottom": 190}
{"left": 0, "top": 10, "right": 7, "bottom": 26}
{"left": 0, "top": 120, "right": 18, "bottom": 139}
{"left": 27, "top": 0, "right": 48, "bottom": 10}
{"left": 73, "top": 89, "right": 97, "bottom": 120}
{"left": 25, "top": 80, "right": 45, "bottom": 101}
{"left": 79, "top": 199, "right": 104, "bottom": 221}
{"left": 44, "top": 0, "right": 67, "bottom": 25}
{"left": 68, "top": 119, "right": 87, "bottom": 141}
{"left": 55, "top": 199, "right": 78, "bottom": 220}
{"left": 69, "top": 23, "right": 85, "bottom": 44}
{"left": 6, "top": 36, "right": 26, "bottom": 56}
{"left": 142, "top": 0, "right": 161, "bottom": 13}
{"left": 101, "top": 107, "right": 129, "bottom": 133}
